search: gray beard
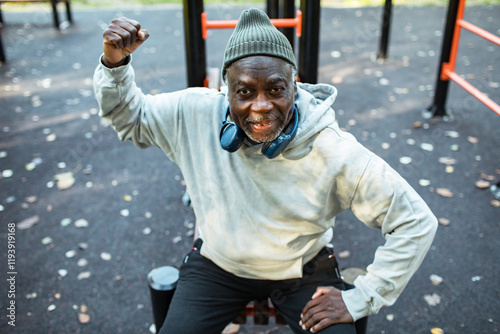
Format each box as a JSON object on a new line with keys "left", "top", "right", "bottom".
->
{"left": 243, "top": 122, "right": 285, "bottom": 143}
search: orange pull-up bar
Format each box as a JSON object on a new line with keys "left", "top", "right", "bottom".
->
{"left": 440, "top": 0, "right": 500, "bottom": 116}
{"left": 201, "top": 10, "right": 302, "bottom": 40}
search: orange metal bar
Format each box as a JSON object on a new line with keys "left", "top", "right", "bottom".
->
{"left": 440, "top": 0, "right": 500, "bottom": 116}
{"left": 458, "top": 19, "right": 500, "bottom": 46}
{"left": 442, "top": 66, "right": 500, "bottom": 116}
{"left": 201, "top": 10, "right": 302, "bottom": 40}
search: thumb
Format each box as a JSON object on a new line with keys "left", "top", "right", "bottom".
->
{"left": 137, "top": 29, "right": 149, "bottom": 42}
{"left": 311, "top": 286, "right": 333, "bottom": 299}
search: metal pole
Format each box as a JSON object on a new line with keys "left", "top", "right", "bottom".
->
{"left": 0, "top": 24, "right": 5, "bottom": 63}
{"left": 298, "top": 0, "right": 320, "bottom": 84}
{"left": 148, "top": 266, "right": 179, "bottom": 332}
{"left": 50, "top": 0, "right": 60, "bottom": 29}
{"left": 266, "top": 0, "right": 279, "bottom": 18}
{"left": 65, "top": 0, "right": 72, "bottom": 24}
{"left": 377, "top": 0, "right": 392, "bottom": 60}
{"left": 427, "top": 0, "right": 460, "bottom": 117}
{"left": 183, "top": 0, "right": 206, "bottom": 87}
{"left": 282, "top": 0, "right": 295, "bottom": 51}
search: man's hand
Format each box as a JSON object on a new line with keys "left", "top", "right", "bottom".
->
{"left": 299, "top": 286, "right": 354, "bottom": 333}
{"left": 102, "top": 17, "right": 149, "bottom": 68}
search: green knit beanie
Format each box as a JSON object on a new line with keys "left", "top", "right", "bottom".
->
{"left": 222, "top": 8, "right": 297, "bottom": 80}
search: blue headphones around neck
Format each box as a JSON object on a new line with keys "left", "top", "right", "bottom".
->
{"left": 219, "top": 105, "right": 299, "bottom": 159}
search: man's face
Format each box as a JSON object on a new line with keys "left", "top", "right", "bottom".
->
{"left": 226, "top": 56, "right": 296, "bottom": 143}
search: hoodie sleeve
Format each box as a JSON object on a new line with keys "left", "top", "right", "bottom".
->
{"left": 341, "top": 154, "right": 438, "bottom": 321}
{"left": 93, "top": 55, "right": 183, "bottom": 157}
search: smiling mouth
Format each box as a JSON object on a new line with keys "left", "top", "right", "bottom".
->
{"left": 249, "top": 118, "right": 277, "bottom": 133}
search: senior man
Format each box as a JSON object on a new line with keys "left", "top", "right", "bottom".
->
{"left": 94, "top": 8, "right": 438, "bottom": 334}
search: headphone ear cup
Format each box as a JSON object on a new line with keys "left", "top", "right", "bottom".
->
{"left": 220, "top": 122, "right": 246, "bottom": 153}
{"left": 261, "top": 137, "right": 286, "bottom": 159}
{"left": 261, "top": 105, "right": 299, "bottom": 159}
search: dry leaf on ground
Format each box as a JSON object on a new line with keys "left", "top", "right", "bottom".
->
{"left": 436, "top": 188, "right": 454, "bottom": 198}
{"left": 17, "top": 215, "right": 40, "bottom": 230}
{"left": 78, "top": 313, "right": 91, "bottom": 324}
{"left": 438, "top": 218, "right": 450, "bottom": 226}
{"left": 467, "top": 136, "right": 479, "bottom": 144}
{"left": 431, "top": 328, "right": 444, "bottom": 334}
{"left": 478, "top": 172, "right": 495, "bottom": 181}
{"left": 55, "top": 172, "right": 75, "bottom": 190}
{"left": 475, "top": 180, "right": 490, "bottom": 189}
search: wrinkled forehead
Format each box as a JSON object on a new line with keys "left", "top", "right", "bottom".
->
{"left": 226, "top": 55, "right": 295, "bottom": 82}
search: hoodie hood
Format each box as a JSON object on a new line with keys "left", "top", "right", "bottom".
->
{"left": 290, "top": 82, "right": 338, "bottom": 149}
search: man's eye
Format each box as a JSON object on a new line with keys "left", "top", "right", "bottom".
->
{"left": 270, "top": 87, "right": 284, "bottom": 94}
{"left": 238, "top": 89, "right": 250, "bottom": 95}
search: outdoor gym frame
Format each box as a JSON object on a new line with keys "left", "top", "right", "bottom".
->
{"left": 182, "top": 0, "right": 321, "bottom": 87}
{"left": 428, "top": 0, "right": 500, "bottom": 117}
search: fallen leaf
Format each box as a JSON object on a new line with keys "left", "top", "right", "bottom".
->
{"left": 77, "top": 259, "right": 88, "bottom": 267}
{"left": 430, "top": 274, "right": 444, "bottom": 285}
{"left": 491, "top": 200, "right": 500, "bottom": 207}
{"left": 17, "top": 215, "right": 40, "bottom": 230}
{"left": 467, "top": 136, "right": 478, "bottom": 144}
{"left": 445, "top": 166, "right": 454, "bottom": 173}
{"left": 26, "top": 292, "right": 38, "bottom": 299}
{"left": 42, "top": 237, "right": 53, "bottom": 245}
{"left": 438, "top": 157, "right": 457, "bottom": 165}
{"left": 475, "top": 180, "right": 490, "bottom": 189}
{"left": 424, "top": 293, "right": 441, "bottom": 306}
{"left": 54, "top": 172, "right": 75, "bottom": 190}
{"left": 436, "top": 188, "right": 454, "bottom": 198}
{"left": 77, "top": 272, "right": 91, "bottom": 280}
{"left": 74, "top": 219, "right": 89, "bottom": 228}
{"left": 78, "top": 313, "right": 91, "bottom": 324}
{"left": 399, "top": 156, "right": 412, "bottom": 165}
{"left": 478, "top": 172, "right": 495, "bottom": 181}
{"left": 420, "top": 143, "right": 434, "bottom": 151}
{"left": 386, "top": 314, "right": 394, "bottom": 321}
{"left": 338, "top": 250, "right": 351, "bottom": 259}
{"left": 438, "top": 218, "right": 450, "bottom": 226}
{"left": 412, "top": 121, "right": 423, "bottom": 129}
{"left": 419, "top": 179, "right": 431, "bottom": 187}
{"left": 431, "top": 328, "right": 444, "bottom": 334}
{"left": 445, "top": 130, "right": 459, "bottom": 138}
{"left": 60, "top": 218, "right": 72, "bottom": 227}
{"left": 46, "top": 133, "right": 57, "bottom": 142}
{"left": 65, "top": 250, "right": 77, "bottom": 258}
{"left": 25, "top": 196, "right": 38, "bottom": 203}
{"left": 100, "top": 252, "right": 112, "bottom": 261}
{"left": 78, "top": 243, "right": 89, "bottom": 250}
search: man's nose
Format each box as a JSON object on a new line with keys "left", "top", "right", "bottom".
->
{"left": 250, "top": 93, "right": 273, "bottom": 113}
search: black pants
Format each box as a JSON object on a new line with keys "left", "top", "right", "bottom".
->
{"left": 160, "top": 240, "right": 356, "bottom": 334}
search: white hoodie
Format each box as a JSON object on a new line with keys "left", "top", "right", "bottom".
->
{"left": 94, "top": 57, "right": 438, "bottom": 321}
